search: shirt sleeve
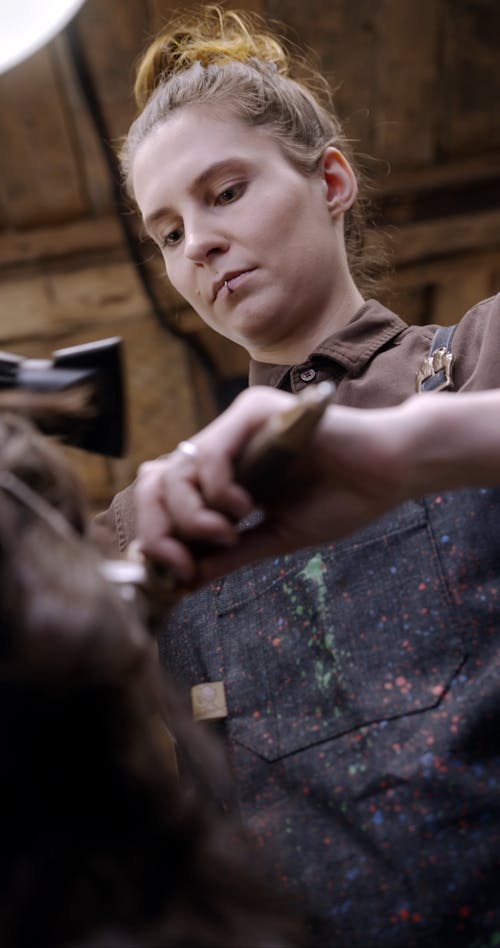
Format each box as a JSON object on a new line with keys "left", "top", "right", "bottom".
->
{"left": 450, "top": 293, "right": 500, "bottom": 391}
{"left": 90, "top": 483, "right": 137, "bottom": 555}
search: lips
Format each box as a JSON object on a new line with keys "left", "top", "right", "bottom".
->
{"left": 212, "top": 269, "right": 254, "bottom": 301}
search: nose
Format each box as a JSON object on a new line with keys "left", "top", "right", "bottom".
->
{"left": 183, "top": 213, "right": 229, "bottom": 264}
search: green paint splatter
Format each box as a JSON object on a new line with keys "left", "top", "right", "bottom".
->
{"left": 314, "top": 660, "right": 333, "bottom": 690}
{"left": 299, "top": 553, "right": 328, "bottom": 613}
{"left": 281, "top": 553, "right": 344, "bottom": 694}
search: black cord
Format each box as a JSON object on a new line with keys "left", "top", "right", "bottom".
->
{"left": 64, "top": 17, "right": 221, "bottom": 394}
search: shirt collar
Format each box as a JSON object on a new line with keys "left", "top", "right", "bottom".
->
{"left": 249, "top": 299, "right": 407, "bottom": 388}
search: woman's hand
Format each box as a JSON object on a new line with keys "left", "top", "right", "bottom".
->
{"left": 134, "top": 386, "right": 412, "bottom": 585}
{"left": 134, "top": 388, "right": 296, "bottom": 581}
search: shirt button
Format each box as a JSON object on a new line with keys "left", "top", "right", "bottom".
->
{"left": 300, "top": 368, "right": 316, "bottom": 383}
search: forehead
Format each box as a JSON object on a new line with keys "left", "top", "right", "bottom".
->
{"left": 131, "top": 105, "right": 289, "bottom": 210}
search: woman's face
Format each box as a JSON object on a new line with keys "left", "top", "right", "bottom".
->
{"left": 132, "top": 106, "right": 348, "bottom": 361}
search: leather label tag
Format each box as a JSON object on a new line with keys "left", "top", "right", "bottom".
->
{"left": 191, "top": 681, "right": 228, "bottom": 721}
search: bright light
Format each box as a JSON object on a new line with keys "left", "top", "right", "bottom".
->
{"left": 0, "top": 0, "right": 86, "bottom": 74}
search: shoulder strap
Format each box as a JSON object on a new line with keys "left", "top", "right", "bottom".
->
{"left": 416, "top": 324, "right": 457, "bottom": 393}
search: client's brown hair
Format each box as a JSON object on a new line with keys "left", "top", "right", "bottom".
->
{"left": 0, "top": 400, "right": 301, "bottom": 947}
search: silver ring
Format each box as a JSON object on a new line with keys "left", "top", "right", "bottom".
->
{"left": 176, "top": 440, "right": 199, "bottom": 459}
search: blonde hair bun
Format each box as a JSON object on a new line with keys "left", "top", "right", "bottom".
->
{"left": 134, "top": 5, "right": 289, "bottom": 109}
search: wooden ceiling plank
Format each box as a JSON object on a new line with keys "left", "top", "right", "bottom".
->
{"left": 267, "top": 0, "right": 377, "bottom": 157}
{"left": 438, "top": 0, "right": 500, "bottom": 160}
{"left": 0, "top": 215, "right": 124, "bottom": 269}
{"left": 385, "top": 207, "right": 500, "bottom": 266}
{"left": 372, "top": 151, "right": 500, "bottom": 197}
{"left": 0, "top": 47, "right": 86, "bottom": 227}
{"left": 74, "top": 0, "right": 151, "bottom": 142}
{"left": 388, "top": 247, "right": 500, "bottom": 289}
{"left": 431, "top": 266, "right": 494, "bottom": 327}
{"left": 51, "top": 33, "right": 114, "bottom": 214}
{"left": 0, "top": 261, "right": 151, "bottom": 344}
{"left": 369, "top": 0, "right": 440, "bottom": 166}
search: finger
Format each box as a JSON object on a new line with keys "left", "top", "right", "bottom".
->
{"left": 135, "top": 453, "right": 203, "bottom": 535}
{"left": 161, "top": 465, "right": 241, "bottom": 541}
{"left": 135, "top": 477, "right": 173, "bottom": 549}
{"left": 136, "top": 457, "right": 243, "bottom": 555}
{"left": 142, "top": 534, "right": 198, "bottom": 582}
{"left": 197, "top": 455, "right": 254, "bottom": 519}
{"left": 194, "top": 390, "right": 295, "bottom": 511}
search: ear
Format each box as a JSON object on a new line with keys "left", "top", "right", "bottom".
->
{"left": 321, "top": 147, "right": 358, "bottom": 217}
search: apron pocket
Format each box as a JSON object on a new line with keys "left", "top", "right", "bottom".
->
{"left": 216, "top": 500, "right": 464, "bottom": 761}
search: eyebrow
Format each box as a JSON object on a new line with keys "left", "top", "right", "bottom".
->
{"left": 144, "top": 158, "right": 247, "bottom": 231}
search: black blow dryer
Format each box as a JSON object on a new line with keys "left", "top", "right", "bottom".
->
{"left": 0, "top": 337, "right": 126, "bottom": 457}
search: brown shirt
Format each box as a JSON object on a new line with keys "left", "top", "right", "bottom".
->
{"left": 249, "top": 295, "right": 500, "bottom": 402}
{"left": 94, "top": 294, "right": 500, "bottom": 552}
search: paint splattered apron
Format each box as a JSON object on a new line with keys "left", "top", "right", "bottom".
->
{"left": 160, "top": 487, "right": 500, "bottom": 947}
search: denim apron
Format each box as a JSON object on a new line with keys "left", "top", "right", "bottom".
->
{"left": 160, "top": 487, "right": 500, "bottom": 947}
{"left": 160, "top": 327, "right": 499, "bottom": 946}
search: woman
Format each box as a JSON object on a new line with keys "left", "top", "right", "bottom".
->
{"left": 97, "top": 6, "right": 500, "bottom": 946}
{"left": 0, "top": 402, "right": 300, "bottom": 947}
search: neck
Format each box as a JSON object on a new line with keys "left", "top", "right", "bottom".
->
{"left": 248, "top": 282, "right": 365, "bottom": 366}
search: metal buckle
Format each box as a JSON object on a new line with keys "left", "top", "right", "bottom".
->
{"left": 416, "top": 346, "right": 454, "bottom": 393}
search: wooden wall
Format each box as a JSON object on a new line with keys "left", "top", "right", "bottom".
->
{"left": 1, "top": 0, "right": 499, "bottom": 507}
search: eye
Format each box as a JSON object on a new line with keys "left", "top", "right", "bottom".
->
{"left": 160, "top": 225, "right": 183, "bottom": 248}
{"left": 215, "top": 183, "right": 246, "bottom": 205}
